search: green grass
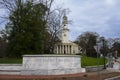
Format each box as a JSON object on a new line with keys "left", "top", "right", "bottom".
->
{"left": 0, "top": 56, "right": 107, "bottom": 67}
{"left": 81, "top": 56, "right": 108, "bottom": 67}
{"left": 0, "top": 58, "right": 22, "bottom": 64}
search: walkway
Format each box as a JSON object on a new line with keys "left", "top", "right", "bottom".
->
{"left": 0, "top": 71, "right": 120, "bottom": 80}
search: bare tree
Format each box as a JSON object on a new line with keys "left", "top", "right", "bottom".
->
{"left": 106, "top": 38, "right": 115, "bottom": 49}
{"left": 45, "top": 8, "right": 70, "bottom": 54}
{"left": 0, "top": 0, "right": 71, "bottom": 55}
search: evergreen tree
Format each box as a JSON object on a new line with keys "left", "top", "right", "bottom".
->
{"left": 4, "top": 1, "right": 48, "bottom": 57}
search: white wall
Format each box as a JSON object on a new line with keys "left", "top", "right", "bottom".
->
{"left": 21, "top": 55, "right": 83, "bottom": 75}
{"left": 0, "top": 64, "right": 22, "bottom": 75}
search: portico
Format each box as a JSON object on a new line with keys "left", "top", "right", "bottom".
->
{"left": 55, "top": 42, "right": 78, "bottom": 54}
{"left": 55, "top": 44, "right": 73, "bottom": 54}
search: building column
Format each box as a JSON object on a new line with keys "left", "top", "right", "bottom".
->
{"left": 66, "top": 45, "right": 67, "bottom": 54}
{"left": 56, "top": 45, "right": 58, "bottom": 54}
{"left": 60, "top": 45, "right": 61, "bottom": 54}
{"left": 68, "top": 45, "right": 70, "bottom": 54}
{"left": 64, "top": 45, "right": 65, "bottom": 54}
{"left": 62, "top": 45, "right": 64, "bottom": 54}
{"left": 63, "top": 45, "right": 65, "bottom": 54}
{"left": 58, "top": 45, "right": 60, "bottom": 54}
{"left": 71, "top": 45, "right": 73, "bottom": 54}
{"left": 61, "top": 45, "right": 62, "bottom": 54}
{"left": 66, "top": 45, "right": 68, "bottom": 54}
{"left": 70, "top": 45, "right": 71, "bottom": 54}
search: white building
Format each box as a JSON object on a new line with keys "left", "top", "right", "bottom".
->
{"left": 54, "top": 15, "right": 79, "bottom": 54}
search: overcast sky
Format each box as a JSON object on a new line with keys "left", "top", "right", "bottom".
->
{"left": 54, "top": 0, "right": 120, "bottom": 41}
{"left": 0, "top": 0, "right": 120, "bottom": 41}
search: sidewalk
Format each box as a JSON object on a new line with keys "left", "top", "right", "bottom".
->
{"left": 0, "top": 70, "right": 120, "bottom": 80}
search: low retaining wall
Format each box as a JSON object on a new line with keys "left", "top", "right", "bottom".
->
{"left": 86, "top": 65, "right": 104, "bottom": 72}
{"left": 0, "top": 64, "right": 22, "bottom": 75}
{"left": 21, "top": 55, "right": 85, "bottom": 75}
{"left": 0, "top": 55, "right": 85, "bottom": 75}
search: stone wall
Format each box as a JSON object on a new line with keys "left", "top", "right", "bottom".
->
{"left": 85, "top": 65, "right": 104, "bottom": 72}
{"left": 21, "top": 55, "right": 85, "bottom": 75}
{"left": 0, "top": 55, "right": 85, "bottom": 75}
{"left": 0, "top": 64, "right": 22, "bottom": 75}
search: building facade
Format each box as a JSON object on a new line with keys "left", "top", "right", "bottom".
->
{"left": 54, "top": 15, "right": 79, "bottom": 54}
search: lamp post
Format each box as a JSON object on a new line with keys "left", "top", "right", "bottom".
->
{"left": 94, "top": 44, "right": 99, "bottom": 71}
{"left": 101, "top": 37, "right": 106, "bottom": 69}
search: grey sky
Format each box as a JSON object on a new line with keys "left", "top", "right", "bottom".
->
{"left": 0, "top": 0, "right": 120, "bottom": 41}
{"left": 54, "top": 0, "right": 120, "bottom": 41}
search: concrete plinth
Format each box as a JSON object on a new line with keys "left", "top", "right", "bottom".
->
{"left": 113, "top": 62, "right": 120, "bottom": 70}
{"left": 21, "top": 55, "right": 84, "bottom": 75}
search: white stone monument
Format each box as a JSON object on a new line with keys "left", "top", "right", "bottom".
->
{"left": 113, "top": 62, "right": 120, "bottom": 70}
{"left": 21, "top": 55, "right": 85, "bottom": 75}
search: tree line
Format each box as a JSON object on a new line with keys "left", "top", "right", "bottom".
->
{"left": 0, "top": 0, "right": 120, "bottom": 58}
{"left": 75, "top": 31, "right": 120, "bottom": 57}
{"left": 0, "top": 0, "right": 67, "bottom": 57}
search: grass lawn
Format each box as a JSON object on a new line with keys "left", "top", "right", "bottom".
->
{"left": 0, "top": 58, "right": 22, "bottom": 64}
{"left": 81, "top": 55, "right": 108, "bottom": 67}
{"left": 0, "top": 56, "right": 108, "bottom": 67}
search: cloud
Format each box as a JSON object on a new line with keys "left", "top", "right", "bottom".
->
{"left": 0, "top": 0, "right": 120, "bottom": 40}
{"left": 105, "top": 0, "right": 116, "bottom": 6}
{"left": 55, "top": 0, "right": 120, "bottom": 40}
{"left": 105, "top": 16, "right": 120, "bottom": 37}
